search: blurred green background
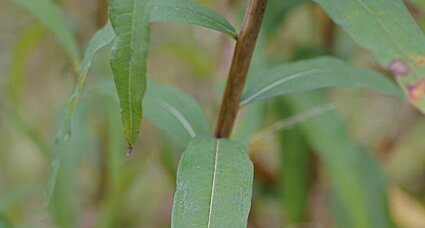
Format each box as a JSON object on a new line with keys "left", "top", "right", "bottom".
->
{"left": 1, "top": 0, "right": 425, "bottom": 227}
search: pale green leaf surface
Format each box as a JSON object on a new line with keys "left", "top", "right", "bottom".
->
{"left": 67, "top": 22, "right": 115, "bottom": 129}
{"left": 286, "top": 91, "right": 394, "bottom": 228}
{"left": 109, "top": 0, "right": 151, "bottom": 146}
{"left": 9, "top": 24, "right": 44, "bottom": 104}
{"left": 11, "top": 0, "right": 80, "bottom": 66}
{"left": 314, "top": 0, "right": 425, "bottom": 112}
{"left": 80, "top": 22, "right": 115, "bottom": 75}
{"left": 172, "top": 137, "right": 253, "bottom": 228}
{"left": 144, "top": 82, "right": 211, "bottom": 146}
{"left": 241, "top": 57, "right": 403, "bottom": 106}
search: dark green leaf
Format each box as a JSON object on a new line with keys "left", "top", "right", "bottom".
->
{"left": 241, "top": 57, "right": 403, "bottom": 106}
{"left": 314, "top": 0, "right": 425, "bottom": 113}
{"left": 172, "top": 137, "right": 253, "bottom": 228}
{"left": 108, "top": 0, "right": 151, "bottom": 147}
{"left": 144, "top": 82, "right": 211, "bottom": 146}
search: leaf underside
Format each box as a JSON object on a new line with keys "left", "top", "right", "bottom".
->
{"left": 172, "top": 137, "right": 253, "bottom": 228}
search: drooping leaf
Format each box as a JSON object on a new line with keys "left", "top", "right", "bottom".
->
{"left": 313, "top": 0, "right": 425, "bottom": 113}
{"left": 108, "top": 0, "right": 152, "bottom": 147}
{"left": 67, "top": 22, "right": 115, "bottom": 128}
{"left": 172, "top": 137, "right": 253, "bottom": 228}
{"left": 152, "top": 0, "right": 237, "bottom": 38}
{"left": 11, "top": 0, "right": 80, "bottom": 67}
{"left": 80, "top": 22, "right": 115, "bottom": 75}
{"left": 144, "top": 82, "right": 211, "bottom": 146}
{"left": 286, "top": 91, "right": 394, "bottom": 228}
{"left": 241, "top": 57, "right": 404, "bottom": 106}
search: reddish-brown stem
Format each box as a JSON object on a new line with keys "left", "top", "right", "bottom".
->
{"left": 215, "top": 0, "right": 268, "bottom": 138}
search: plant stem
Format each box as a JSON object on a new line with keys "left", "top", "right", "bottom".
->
{"left": 215, "top": 0, "right": 268, "bottom": 138}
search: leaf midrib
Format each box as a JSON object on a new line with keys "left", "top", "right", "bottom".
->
{"left": 127, "top": 0, "right": 138, "bottom": 139}
{"left": 152, "top": 3, "right": 236, "bottom": 38}
{"left": 207, "top": 139, "right": 220, "bottom": 228}
{"left": 241, "top": 69, "right": 323, "bottom": 106}
{"left": 159, "top": 100, "right": 196, "bottom": 138}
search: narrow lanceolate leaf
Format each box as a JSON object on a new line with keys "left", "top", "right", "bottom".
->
{"left": 286, "top": 91, "right": 394, "bottom": 228}
{"left": 67, "top": 22, "right": 115, "bottom": 125}
{"left": 109, "top": 0, "right": 151, "bottom": 147}
{"left": 314, "top": 0, "right": 425, "bottom": 113}
{"left": 11, "top": 0, "right": 80, "bottom": 67}
{"left": 144, "top": 82, "right": 211, "bottom": 146}
{"left": 152, "top": 0, "right": 237, "bottom": 38}
{"left": 241, "top": 57, "right": 403, "bottom": 106}
{"left": 172, "top": 137, "right": 253, "bottom": 228}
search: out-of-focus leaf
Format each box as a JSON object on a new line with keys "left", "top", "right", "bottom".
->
{"left": 233, "top": 102, "right": 265, "bottom": 144}
{"left": 0, "top": 212, "right": 13, "bottom": 228}
{"left": 11, "top": 0, "right": 80, "bottom": 67}
{"left": 286, "top": 91, "right": 394, "bottom": 228}
{"left": 280, "top": 121, "right": 310, "bottom": 224}
{"left": 152, "top": 0, "right": 237, "bottom": 38}
{"left": 8, "top": 24, "right": 44, "bottom": 104}
{"left": 144, "top": 82, "right": 211, "bottom": 146}
{"left": 262, "top": 0, "right": 307, "bottom": 38}
{"left": 314, "top": 0, "right": 425, "bottom": 113}
{"left": 241, "top": 57, "right": 404, "bottom": 106}
{"left": 66, "top": 22, "right": 115, "bottom": 132}
{"left": 108, "top": 0, "right": 151, "bottom": 147}
{"left": 172, "top": 137, "right": 253, "bottom": 228}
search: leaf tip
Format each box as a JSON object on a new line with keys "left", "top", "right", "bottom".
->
{"left": 127, "top": 144, "right": 134, "bottom": 156}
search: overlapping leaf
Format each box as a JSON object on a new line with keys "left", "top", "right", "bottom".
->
{"left": 144, "top": 82, "right": 211, "bottom": 146}
{"left": 314, "top": 0, "right": 425, "bottom": 113}
{"left": 172, "top": 137, "right": 253, "bottom": 228}
{"left": 152, "top": 0, "right": 237, "bottom": 38}
{"left": 286, "top": 91, "right": 394, "bottom": 228}
{"left": 241, "top": 57, "right": 403, "bottom": 106}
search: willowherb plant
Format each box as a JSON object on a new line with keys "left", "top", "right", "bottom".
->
{"left": 11, "top": 0, "right": 425, "bottom": 227}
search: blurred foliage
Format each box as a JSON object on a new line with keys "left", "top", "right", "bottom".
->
{"left": 0, "top": 0, "right": 425, "bottom": 227}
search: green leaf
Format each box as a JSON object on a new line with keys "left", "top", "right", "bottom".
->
{"left": 313, "top": 0, "right": 425, "bottom": 113}
{"left": 275, "top": 98, "right": 310, "bottom": 224}
{"left": 67, "top": 22, "right": 115, "bottom": 127}
{"left": 280, "top": 127, "right": 310, "bottom": 224}
{"left": 144, "top": 82, "right": 211, "bottom": 146}
{"left": 11, "top": 0, "right": 80, "bottom": 67}
{"left": 241, "top": 57, "right": 404, "bottom": 106}
{"left": 286, "top": 91, "right": 394, "bottom": 228}
{"left": 172, "top": 137, "right": 253, "bottom": 228}
{"left": 108, "top": 0, "right": 152, "bottom": 147}
{"left": 8, "top": 24, "right": 44, "bottom": 104}
{"left": 80, "top": 22, "right": 115, "bottom": 76}
{"left": 152, "top": 0, "right": 237, "bottom": 38}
